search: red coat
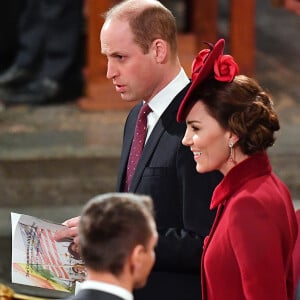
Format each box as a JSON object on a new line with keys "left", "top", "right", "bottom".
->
{"left": 202, "top": 152, "right": 298, "bottom": 300}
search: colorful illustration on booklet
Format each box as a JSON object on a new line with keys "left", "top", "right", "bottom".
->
{"left": 11, "top": 213, "right": 85, "bottom": 293}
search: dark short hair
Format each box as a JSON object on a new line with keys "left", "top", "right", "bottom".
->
{"left": 189, "top": 75, "right": 280, "bottom": 155}
{"left": 79, "top": 192, "right": 154, "bottom": 275}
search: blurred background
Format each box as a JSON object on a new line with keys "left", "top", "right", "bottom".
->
{"left": 0, "top": 0, "right": 299, "bottom": 298}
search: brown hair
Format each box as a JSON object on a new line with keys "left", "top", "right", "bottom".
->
{"left": 79, "top": 193, "right": 154, "bottom": 275}
{"left": 104, "top": 0, "right": 178, "bottom": 56}
{"left": 189, "top": 75, "right": 280, "bottom": 155}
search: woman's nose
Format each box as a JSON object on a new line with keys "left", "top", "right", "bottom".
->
{"left": 182, "top": 131, "right": 191, "bottom": 146}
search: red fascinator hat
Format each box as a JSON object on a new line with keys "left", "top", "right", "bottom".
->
{"left": 176, "top": 38, "right": 239, "bottom": 122}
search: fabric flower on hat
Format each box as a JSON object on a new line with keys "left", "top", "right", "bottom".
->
{"left": 191, "top": 49, "right": 210, "bottom": 81}
{"left": 176, "top": 38, "right": 239, "bottom": 123}
{"left": 214, "top": 54, "right": 239, "bottom": 82}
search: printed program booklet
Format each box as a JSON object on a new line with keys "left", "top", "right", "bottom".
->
{"left": 11, "top": 212, "right": 86, "bottom": 293}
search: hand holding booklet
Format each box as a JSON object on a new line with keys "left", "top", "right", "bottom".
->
{"left": 11, "top": 213, "right": 85, "bottom": 293}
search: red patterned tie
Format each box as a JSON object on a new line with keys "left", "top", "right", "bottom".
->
{"left": 124, "top": 103, "right": 152, "bottom": 191}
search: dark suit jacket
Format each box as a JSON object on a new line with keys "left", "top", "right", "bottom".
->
{"left": 66, "top": 289, "right": 125, "bottom": 300}
{"left": 116, "top": 85, "right": 223, "bottom": 300}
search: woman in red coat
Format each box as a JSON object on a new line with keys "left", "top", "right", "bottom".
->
{"left": 177, "top": 38, "right": 298, "bottom": 299}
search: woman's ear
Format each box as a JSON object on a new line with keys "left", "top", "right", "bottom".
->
{"left": 228, "top": 132, "right": 239, "bottom": 146}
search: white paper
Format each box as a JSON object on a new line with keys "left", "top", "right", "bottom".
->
{"left": 11, "top": 212, "right": 85, "bottom": 293}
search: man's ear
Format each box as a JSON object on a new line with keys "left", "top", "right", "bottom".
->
{"left": 128, "top": 244, "right": 145, "bottom": 275}
{"left": 131, "top": 245, "right": 145, "bottom": 265}
{"left": 151, "top": 39, "right": 168, "bottom": 64}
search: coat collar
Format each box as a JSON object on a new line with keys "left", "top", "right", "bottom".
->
{"left": 210, "top": 152, "right": 272, "bottom": 209}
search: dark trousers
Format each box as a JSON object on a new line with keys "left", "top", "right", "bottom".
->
{"left": 0, "top": 0, "right": 22, "bottom": 71}
{"left": 15, "top": 0, "right": 84, "bottom": 82}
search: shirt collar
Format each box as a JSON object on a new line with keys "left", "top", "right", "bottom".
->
{"left": 78, "top": 280, "right": 133, "bottom": 300}
{"left": 147, "top": 68, "right": 189, "bottom": 117}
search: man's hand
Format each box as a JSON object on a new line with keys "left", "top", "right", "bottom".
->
{"left": 54, "top": 216, "right": 80, "bottom": 245}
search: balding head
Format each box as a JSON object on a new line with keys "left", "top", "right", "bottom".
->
{"left": 103, "top": 0, "right": 178, "bottom": 56}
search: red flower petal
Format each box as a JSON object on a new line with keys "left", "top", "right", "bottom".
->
{"left": 191, "top": 49, "right": 210, "bottom": 76}
{"left": 214, "top": 55, "right": 239, "bottom": 82}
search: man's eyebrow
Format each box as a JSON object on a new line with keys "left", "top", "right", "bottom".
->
{"left": 111, "top": 52, "right": 123, "bottom": 56}
{"left": 104, "top": 50, "right": 126, "bottom": 57}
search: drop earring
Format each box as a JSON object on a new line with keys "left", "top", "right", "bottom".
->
{"left": 229, "top": 141, "right": 235, "bottom": 163}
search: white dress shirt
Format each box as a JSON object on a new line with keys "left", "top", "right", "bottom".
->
{"left": 77, "top": 280, "right": 133, "bottom": 300}
{"left": 145, "top": 68, "right": 190, "bottom": 141}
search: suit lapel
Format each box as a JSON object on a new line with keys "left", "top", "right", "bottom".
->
{"left": 129, "top": 85, "right": 190, "bottom": 192}
{"left": 116, "top": 103, "right": 142, "bottom": 191}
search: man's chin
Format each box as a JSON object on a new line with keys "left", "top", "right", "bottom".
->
{"left": 119, "top": 93, "right": 140, "bottom": 102}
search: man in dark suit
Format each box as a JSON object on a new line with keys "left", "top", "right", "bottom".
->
{"left": 0, "top": 0, "right": 84, "bottom": 105}
{"left": 65, "top": 193, "right": 158, "bottom": 300}
{"left": 101, "top": 1, "right": 222, "bottom": 299}
{"left": 55, "top": 1, "right": 222, "bottom": 299}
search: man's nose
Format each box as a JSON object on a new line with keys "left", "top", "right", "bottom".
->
{"left": 106, "top": 61, "right": 118, "bottom": 79}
